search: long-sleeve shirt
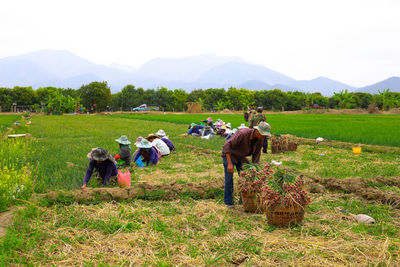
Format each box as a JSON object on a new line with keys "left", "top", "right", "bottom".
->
{"left": 116, "top": 146, "right": 131, "bottom": 166}
{"left": 133, "top": 147, "right": 159, "bottom": 165}
{"left": 188, "top": 125, "right": 204, "bottom": 135}
{"left": 152, "top": 138, "right": 170, "bottom": 155}
{"left": 84, "top": 159, "right": 118, "bottom": 186}
{"left": 161, "top": 137, "right": 175, "bottom": 151}
{"left": 222, "top": 128, "right": 262, "bottom": 164}
{"left": 249, "top": 113, "right": 267, "bottom": 128}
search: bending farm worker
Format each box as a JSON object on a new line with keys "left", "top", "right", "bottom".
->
{"left": 188, "top": 123, "right": 204, "bottom": 136}
{"left": 221, "top": 121, "right": 271, "bottom": 208}
{"left": 146, "top": 133, "right": 170, "bottom": 156}
{"left": 114, "top": 135, "right": 132, "bottom": 167}
{"left": 82, "top": 147, "right": 118, "bottom": 189}
{"left": 133, "top": 139, "right": 159, "bottom": 166}
{"left": 156, "top": 129, "right": 176, "bottom": 153}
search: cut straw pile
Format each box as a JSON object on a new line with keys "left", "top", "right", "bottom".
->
{"left": 20, "top": 193, "right": 400, "bottom": 266}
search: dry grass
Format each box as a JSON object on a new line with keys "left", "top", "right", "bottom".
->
{"left": 8, "top": 193, "right": 399, "bottom": 266}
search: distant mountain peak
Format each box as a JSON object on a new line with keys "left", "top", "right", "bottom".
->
{"left": 357, "top": 76, "right": 400, "bottom": 94}
{"left": 0, "top": 49, "right": 399, "bottom": 95}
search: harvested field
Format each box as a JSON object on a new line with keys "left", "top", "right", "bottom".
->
{"left": 2, "top": 195, "right": 399, "bottom": 266}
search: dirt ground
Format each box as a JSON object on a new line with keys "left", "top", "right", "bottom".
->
{"left": 0, "top": 208, "right": 15, "bottom": 238}
{"left": 304, "top": 176, "right": 400, "bottom": 209}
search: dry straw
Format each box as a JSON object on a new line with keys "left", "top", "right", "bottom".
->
{"left": 19, "top": 196, "right": 399, "bottom": 266}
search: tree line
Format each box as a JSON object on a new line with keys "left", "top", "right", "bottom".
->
{"left": 1, "top": 81, "right": 399, "bottom": 113}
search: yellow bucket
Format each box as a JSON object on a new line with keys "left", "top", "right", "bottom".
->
{"left": 352, "top": 147, "right": 362, "bottom": 155}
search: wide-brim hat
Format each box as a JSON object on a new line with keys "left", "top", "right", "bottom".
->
{"left": 254, "top": 121, "right": 271, "bottom": 137}
{"left": 146, "top": 133, "right": 159, "bottom": 140}
{"left": 156, "top": 129, "right": 166, "bottom": 137}
{"left": 207, "top": 117, "right": 213, "bottom": 122}
{"left": 238, "top": 123, "right": 247, "bottom": 129}
{"left": 191, "top": 123, "right": 197, "bottom": 128}
{"left": 136, "top": 139, "right": 152, "bottom": 149}
{"left": 232, "top": 128, "right": 238, "bottom": 134}
{"left": 226, "top": 123, "right": 231, "bottom": 128}
{"left": 135, "top": 136, "right": 143, "bottom": 145}
{"left": 115, "top": 135, "right": 131, "bottom": 145}
{"left": 91, "top": 147, "right": 113, "bottom": 161}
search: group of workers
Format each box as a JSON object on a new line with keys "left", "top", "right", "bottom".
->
{"left": 187, "top": 117, "right": 243, "bottom": 140}
{"left": 81, "top": 106, "right": 272, "bottom": 210}
{"left": 81, "top": 129, "right": 175, "bottom": 189}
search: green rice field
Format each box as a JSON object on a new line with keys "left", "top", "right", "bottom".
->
{"left": 0, "top": 115, "right": 20, "bottom": 134}
{"left": 114, "top": 113, "right": 400, "bottom": 147}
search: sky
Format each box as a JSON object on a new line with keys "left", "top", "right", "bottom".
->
{"left": 0, "top": 0, "right": 399, "bottom": 87}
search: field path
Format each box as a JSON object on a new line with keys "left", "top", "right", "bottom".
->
{"left": 0, "top": 208, "right": 15, "bottom": 238}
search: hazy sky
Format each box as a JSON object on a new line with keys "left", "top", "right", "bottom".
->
{"left": 1, "top": 0, "right": 399, "bottom": 87}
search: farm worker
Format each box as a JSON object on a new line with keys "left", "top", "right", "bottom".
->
{"left": 188, "top": 123, "right": 204, "bottom": 136}
{"left": 156, "top": 129, "right": 176, "bottom": 153}
{"left": 146, "top": 134, "right": 170, "bottom": 156}
{"left": 82, "top": 147, "right": 118, "bottom": 189}
{"left": 221, "top": 121, "right": 271, "bottom": 208}
{"left": 114, "top": 135, "right": 132, "bottom": 167}
{"left": 133, "top": 139, "right": 159, "bottom": 166}
{"left": 201, "top": 117, "right": 214, "bottom": 129}
{"left": 238, "top": 123, "right": 247, "bottom": 129}
{"left": 225, "top": 128, "right": 237, "bottom": 141}
{"left": 222, "top": 123, "right": 232, "bottom": 137}
{"left": 247, "top": 105, "right": 255, "bottom": 126}
{"left": 201, "top": 125, "right": 215, "bottom": 138}
{"left": 249, "top": 107, "right": 268, "bottom": 153}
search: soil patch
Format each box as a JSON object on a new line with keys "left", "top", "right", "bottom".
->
{"left": 307, "top": 176, "right": 400, "bottom": 209}
{"left": 284, "top": 134, "right": 400, "bottom": 154}
{"left": 37, "top": 180, "right": 224, "bottom": 204}
{"left": 0, "top": 208, "right": 15, "bottom": 238}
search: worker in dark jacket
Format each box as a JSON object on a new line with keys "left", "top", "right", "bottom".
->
{"left": 82, "top": 147, "right": 118, "bottom": 189}
{"left": 222, "top": 121, "right": 271, "bottom": 208}
{"left": 249, "top": 107, "right": 268, "bottom": 153}
{"left": 114, "top": 135, "right": 132, "bottom": 167}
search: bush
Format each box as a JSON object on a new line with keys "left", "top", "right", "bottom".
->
{"left": 0, "top": 139, "right": 35, "bottom": 212}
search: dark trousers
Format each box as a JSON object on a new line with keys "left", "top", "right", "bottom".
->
{"left": 263, "top": 138, "right": 268, "bottom": 153}
{"left": 223, "top": 156, "right": 243, "bottom": 205}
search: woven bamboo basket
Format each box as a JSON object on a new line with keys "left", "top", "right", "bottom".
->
{"left": 266, "top": 203, "right": 305, "bottom": 226}
{"left": 241, "top": 191, "right": 264, "bottom": 213}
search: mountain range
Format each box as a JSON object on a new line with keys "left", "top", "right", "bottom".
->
{"left": 0, "top": 50, "right": 399, "bottom": 96}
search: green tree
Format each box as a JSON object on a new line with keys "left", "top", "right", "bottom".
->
{"left": 36, "top": 87, "right": 58, "bottom": 102}
{"left": 238, "top": 89, "right": 255, "bottom": 110}
{"left": 78, "top": 81, "right": 112, "bottom": 112}
{"left": 386, "top": 93, "right": 400, "bottom": 110}
{"left": 0, "top": 88, "right": 12, "bottom": 112}
{"left": 333, "top": 89, "right": 355, "bottom": 109}
{"left": 226, "top": 87, "right": 242, "bottom": 110}
{"left": 353, "top": 92, "right": 373, "bottom": 109}
{"left": 155, "top": 87, "right": 173, "bottom": 111}
{"left": 45, "top": 90, "right": 79, "bottom": 115}
{"left": 11, "top": 86, "right": 37, "bottom": 105}
{"left": 171, "top": 89, "right": 188, "bottom": 112}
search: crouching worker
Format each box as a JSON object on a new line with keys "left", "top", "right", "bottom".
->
{"left": 82, "top": 147, "right": 118, "bottom": 189}
{"left": 156, "top": 129, "right": 176, "bottom": 153}
{"left": 222, "top": 121, "right": 271, "bottom": 208}
{"left": 133, "top": 139, "right": 159, "bottom": 166}
{"left": 114, "top": 135, "right": 132, "bottom": 167}
{"left": 146, "top": 134, "right": 170, "bottom": 156}
{"left": 188, "top": 123, "right": 204, "bottom": 136}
